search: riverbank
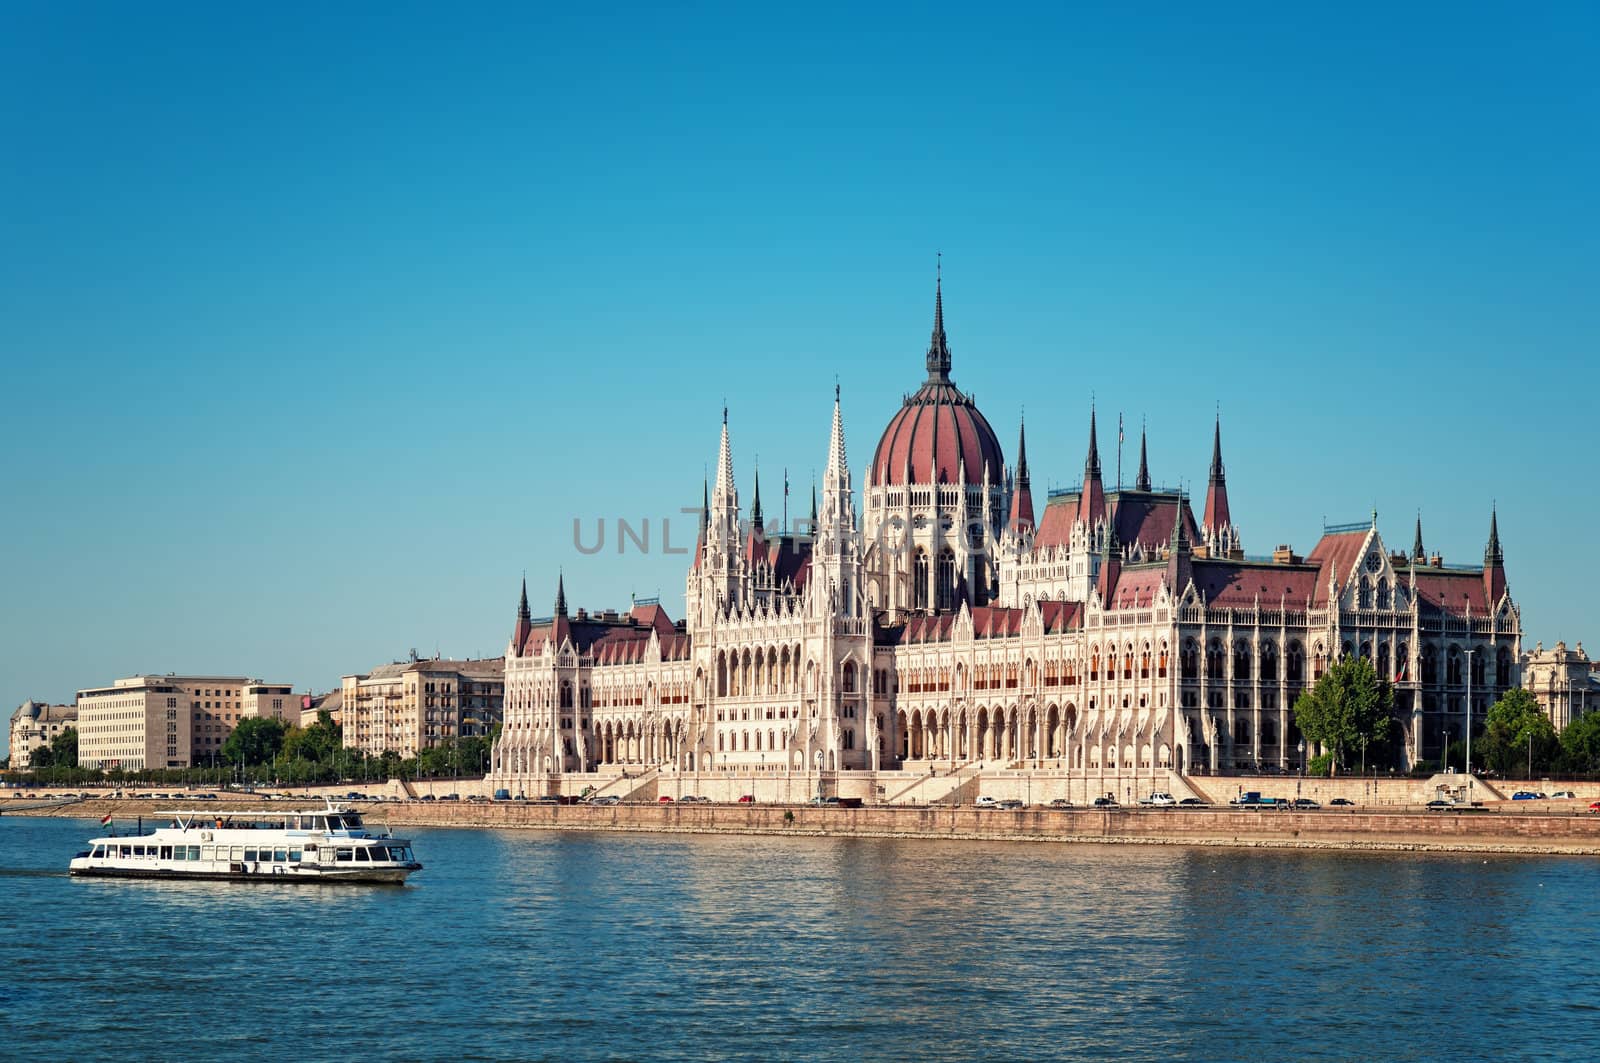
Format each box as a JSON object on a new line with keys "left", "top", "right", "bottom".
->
{"left": 15, "top": 795, "right": 1600, "bottom": 856}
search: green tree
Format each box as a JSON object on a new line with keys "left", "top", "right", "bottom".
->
{"left": 1561, "top": 710, "right": 1600, "bottom": 774}
{"left": 30, "top": 726, "right": 78, "bottom": 769}
{"left": 222, "top": 717, "right": 287, "bottom": 767}
{"left": 1478, "top": 688, "right": 1558, "bottom": 776}
{"left": 1291, "top": 657, "right": 1393, "bottom": 775}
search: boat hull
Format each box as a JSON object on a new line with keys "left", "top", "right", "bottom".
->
{"left": 68, "top": 863, "right": 421, "bottom": 884}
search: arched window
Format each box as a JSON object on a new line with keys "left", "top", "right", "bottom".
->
{"left": 842, "top": 661, "right": 857, "bottom": 694}
{"left": 936, "top": 549, "right": 957, "bottom": 612}
{"left": 1260, "top": 641, "right": 1278, "bottom": 682}
{"left": 1422, "top": 646, "right": 1438, "bottom": 685}
{"left": 1206, "top": 640, "right": 1225, "bottom": 678}
{"left": 1471, "top": 650, "right": 1485, "bottom": 687}
{"left": 1287, "top": 641, "right": 1304, "bottom": 683}
{"left": 1234, "top": 641, "right": 1251, "bottom": 681}
{"left": 1358, "top": 576, "right": 1372, "bottom": 608}
{"left": 913, "top": 549, "right": 929, "bottom": 611}
{"left": 1182, "top": 639, "right": 1199, "bottom": 679}
{"left": 559, "top": 681, "right": 573, "bottom": 709}
{"left": 1377, "top": 578, "right": 1390, "bottom": 609}
{"left": 1447, "top": 646, "right": 1463, "bottom": 686}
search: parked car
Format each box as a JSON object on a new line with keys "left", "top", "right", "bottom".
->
{"left": 810, "top": 795, "right": 842, "bottom": 806}
{"left": 1292, "top": 798, "right": 1320, "bottom": 809}
{"left": 1588, "top": 801, "right": 1600, "bottom": 813}
{"left": 1426, "top": 799, "right": 1457, "bottom": 811}
{"left": 974, "top": 795, "right": 1000, "bottom": 808}
{"left": 440, "top": 793, "right": 461, "bottom": 802}
{"left": 419, "top": 794, "right": 436, "bottom": 802}
{"left": 1048, "top": 798, "right": 1073, "bottom": 808}
{"left": 466, "top": 795, "right": 487, "bottom": 803}
{"left": 1329, "top": 798, "right": 1355, "bottom": 807}
{"left": 1178, "top": 797, "right": 1209, "bottom": 807}
{"left": 1512, "top": 791, "right": 1545, "bottom": 800}
{"left": 1139, "top": 792, "right": 1177, "bottom": 807}
{"left": 997, "top": 798, "right": 1024, "bottom": 810}
{"left": 736, "top": 794, "right": 755, "bottom": 804}
{"left": 679, "top": 795, "right": 709, "bottom": 804}
{"left": 658, "top": 795, "right": 674, "bottom": 802}
{"left": 493, "top": 789, "right": 512, "bottom": 801}
{"left": 1092, "top": 796, "right": 1118, "bottom": 808}
{"left": 1230, "top": 791, "right": 1263, "bottom": 807}
{"left": 591, "top": 795, "right": 621, "bottom": 806}
{"left": 1550, "top": 790, "right": 1577, "bottom": 799}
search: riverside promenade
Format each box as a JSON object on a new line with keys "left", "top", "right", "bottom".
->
{"left": 14, "top": 792, "right": 1600, "bottom": 856}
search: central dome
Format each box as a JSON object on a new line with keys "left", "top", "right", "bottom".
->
{"left": 870, "top": 280, "right": 1004, "bottom": 487}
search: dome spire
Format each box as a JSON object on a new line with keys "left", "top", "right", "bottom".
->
{"left": 926, "top": 254, "right": 951, "bottom": 383}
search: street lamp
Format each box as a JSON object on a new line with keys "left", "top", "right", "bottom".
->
{"left": 1464, "top": 649, "right": 1475, "bottom": 777}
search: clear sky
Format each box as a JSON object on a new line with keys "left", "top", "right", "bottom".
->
{"left": 3, "top": 2, "right": 1596, "bottom": 710}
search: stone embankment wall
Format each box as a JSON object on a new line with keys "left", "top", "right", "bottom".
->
{"left": 24, "top": 796, "right": 1600, "bottom": 855}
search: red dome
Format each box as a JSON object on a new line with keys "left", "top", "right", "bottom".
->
{"left": 871, "top": 379, "right": 1004, "bottom": 487}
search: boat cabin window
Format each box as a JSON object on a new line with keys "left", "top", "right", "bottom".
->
{"left": 335, "top": 848, "right": 353, "bottom": 862}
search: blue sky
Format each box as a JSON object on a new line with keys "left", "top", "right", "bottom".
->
{"left": 3, "top": 2, "right": 1596, "bottom": 709}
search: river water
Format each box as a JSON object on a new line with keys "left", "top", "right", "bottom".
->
{"left": 3, "top": 816, "right": 1598, "bottom": 1061}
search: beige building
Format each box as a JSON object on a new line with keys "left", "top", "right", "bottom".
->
{"left": 1522, "top": 641, "right": 1600, "bottom": 730}
{"left": 8, "top": 701, "right": 77, "bottom": 769}
{"left": 77, "top": 674, "right": 297, "bottom": 771}
{"left": 342, "top": 656, "right": 504, "bottom": 758}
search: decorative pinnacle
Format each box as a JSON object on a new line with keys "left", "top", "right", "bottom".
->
{"left": 925, "top": 258, "right": 951, "bottom": 382}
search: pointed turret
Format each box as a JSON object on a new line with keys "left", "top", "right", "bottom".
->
{"left": 692, "top": 478, "right": 710, "bottom": 570}
{"left": 751, "top": 465, "right": 764, "bottom": 530}
{"left": 1484, "top": 505, "right": 1507, "bottom": 605}
{"left": 1202, "top": 414, "right": 1233, "bottom": 542}
{"left": 1077, "top": 406, "right": 1106, "bottom": 528}
{"left": 825, "top": 383, "right": 848, "bottom": 481}
{"left": 1097, "top": 515, "right": 1122, "bottom": 603}
{"left": 1165, "top": 493, "right": 1193, "bottom": 594}
{"left": 1135, "top": 421, "right": 1151, "bottom": 492}
{"left": 1413, "top": 513, "right": 1425, "bottom": 562}
{"left": 510, "top": 576, "right": 533, "bottom": 655}
{"left": 1008, "top": 415, "right": 1034, "bottom": 532}
{"left": 554, "top": 572, "right": 568, "bottom": 618}
{"left": 926, "top": 264, "right": 951, "bottom": 383}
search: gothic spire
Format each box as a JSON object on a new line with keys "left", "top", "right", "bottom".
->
{"left": 1135, "top": 420, "right": 1151, "bottom": 492}
{"left": 1413, "top": 512, "right": 1425, "bottom": 561}
{"left": 517, "top": 576, "right": 530, "bottom": 623}
{"left": 1077, "top": 405, "right": 1106, "bottom": 528}
{"left": 714, "top": 408, "right": 735, "bottom": 505}
{"left": 1209, "top": 414, "right": 1225, "bottom": 483}
{"left": 1202, "top": 413, "right": 1232, "bottom": 538}
{"left": 810, "top": 479, "right": 818, "bottom": 528}
{"left": 826, "top": 384, "right": 848, "bottom": 481}
{"left": 554, "top": 572, "right": 568, "bottom": 618}
{"left": 925, "top": 261, "right": 952, "bottom": 383}
{"left": 701, "top": 478, "right": 709, "bottom": 533}
{"left": 1485, "top": 504, "right": 1503, "bottom": 565}
{"left": 1009, "top": 414, "right": 1034, "bottom": 532}
{"left": 1015, "top": 414, "right": 1029, "bottom": 486}
{"left": 751, "top": 464, "right": 763, "bottom": 529}
{"left": 1085, "top": 405, "right": 1102, "bottom": 478}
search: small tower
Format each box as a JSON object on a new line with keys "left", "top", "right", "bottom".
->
{"left": 1202, "top": 414, "right": 1238, "bottom": 556}
{"left": 1484, "top": 505, "right": 1507, "bottom": 606}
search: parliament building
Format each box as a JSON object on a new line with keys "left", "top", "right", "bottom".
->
{"left": 490, "top": 278, "right": 1521, "bottom": 801}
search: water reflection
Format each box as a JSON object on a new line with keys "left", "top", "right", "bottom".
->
{"left": 5, "top": 818, "right": 1600, "bottom": 1062}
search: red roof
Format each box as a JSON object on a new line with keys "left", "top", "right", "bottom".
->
{"left": 1189, "top": 560, "right": 1321, "bottom": 608}
{"left": 870, "top": 380, "right": 1003, "bottom": 487}
{"left": 1033, "top": 491, "right": 1200, "bottom": 553}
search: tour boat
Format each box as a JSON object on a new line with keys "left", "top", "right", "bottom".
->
{"left": 68, "top": 801, "right": 423, "bottom": 884}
